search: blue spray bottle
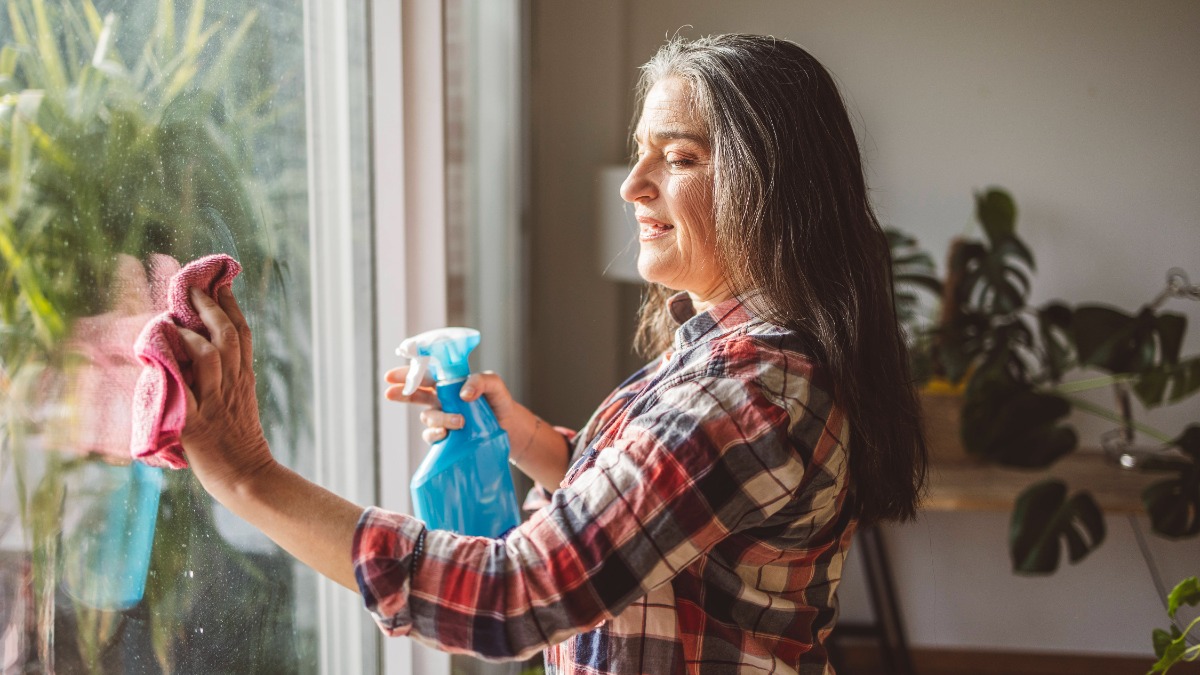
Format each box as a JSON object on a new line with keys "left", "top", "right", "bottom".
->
{"left": 399, "top": 328, "right": 521, "bottom": 537}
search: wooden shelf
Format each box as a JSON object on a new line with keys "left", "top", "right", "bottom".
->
{"left": 923, "top": 451, "right": 1161, "bottom": 514}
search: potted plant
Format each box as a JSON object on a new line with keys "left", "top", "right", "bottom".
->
{"left": 894, "top": 188, "right": 1200, "bottom": 574}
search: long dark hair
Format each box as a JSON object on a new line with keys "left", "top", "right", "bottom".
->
{"left": 634, "top": 34, "right": 926, "bottom": 526}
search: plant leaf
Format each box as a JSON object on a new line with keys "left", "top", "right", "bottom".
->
{"left": 975, "top": 187, "right": 1017, "bottom": 246}
{"left": 1073, "top": 304, "right": 1163, "bottom": 373}
{"left": 1156, "top": 313, "right": 1187, "bottom": 365}
{"left": 895, "top": 273, "right": 943, "bottom": 295}
{"left": 1148, "top": 627, "right": 1188, "bottom": 674}
{"left": 1135, "top": 357, "right": 1200, "bottom": 407}
{"left": 1008, "top": 235, "right": 1036, "bottom": 271}
{"left": 1037, "top": 302, "right": 1074, "bottom": 382}
{"left": 1009, "top": 479, "right": 1106, "bottom": 574}
{"left": 1153, "top": 625, "right": 1182, "bottom": 659}
{"left": 1143, "top": 433, "right": 1200, "bottom": 538}
{"left": 31, "top": 0, "right": 70, "bottom": 93}
{"left": 200, "top": 9, "right": 259, "bottom": 93}
{"left": 0, "top": 46, "right": 17, "bottom": 79}
{"left": 1167, "top": 576, "right": 1200, "bottom": 620}
{"left": 1176, "top": 426, "right": 1200, "bottom": 464}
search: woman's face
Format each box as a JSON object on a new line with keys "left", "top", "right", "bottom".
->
{"left": 621, "top": 78, "right": 728, "bottom": 306}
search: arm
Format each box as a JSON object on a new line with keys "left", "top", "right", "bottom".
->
{"left": 176, "top": 286, "right": 362, "bottom": 590}
{"left": 179, "top": 286, "right": 568, "bottom": 591}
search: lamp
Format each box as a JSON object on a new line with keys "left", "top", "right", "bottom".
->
{"left": 595, "top": 165, "right": 643, "bottom": 282}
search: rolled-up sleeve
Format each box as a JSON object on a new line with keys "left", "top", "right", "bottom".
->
{"left": 352, "top": 374, "right": 822, "bottom": 661}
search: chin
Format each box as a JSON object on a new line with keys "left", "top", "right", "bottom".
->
{"left": 636, "top": 267, "right": 670, "bottom": 289}
{"left": 636, "top": 258, "right": 677, "bottom": 289}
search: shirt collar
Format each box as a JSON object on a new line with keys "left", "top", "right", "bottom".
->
{"left": 670, "top": 290, "right": 766, "bottom": 351}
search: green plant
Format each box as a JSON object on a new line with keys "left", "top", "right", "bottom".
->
{"left": 1, "top": 0, "right": 312, "bottom": 671}
{"left": 921, "top": 188, "right": 1200, "bottom": 573}
{"left": 1149, "top": 576, "right": 1200, "bottom": 674}
{"left": 886, "top": 226, "right": 943, "bottom": 340}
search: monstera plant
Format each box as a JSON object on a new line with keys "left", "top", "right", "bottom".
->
{"left": 1, "top": 0, "right": 312, "bottom": 672}
{"left": 918, "top": 188, "right": 1200, "bottom": 575}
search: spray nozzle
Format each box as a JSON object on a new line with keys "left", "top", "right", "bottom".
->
{"left": 396, "top": 327, "right": 481, "bottom": 395}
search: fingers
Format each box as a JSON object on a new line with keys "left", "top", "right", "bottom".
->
{"left": 384, "top": 383, "right": 439, "bottom": 407}
{"left": 177, "top": 326, "right": 222, "bottom": 402}
{"left": 216, "top": 285, "right": 254, "bottom": 372}
{"left": 422, "top": 427, "right": 448, "bottom": 444}
{"left": 385, "top": 366, "right": 435, "bottom": 388}
{"left": 459, "top": 371, "right": 509, "bottom": 403}
{"left": 418, "top": 410, "right": 461, "bottom": 446}
{"left": 383, "top": 366, "right": 438, "bottom": 406}
{"left": 420, "top": 409, "right": 463, "bottom": 431}
{"left": 190, "top": 287, "right": 241, "bottom": 383}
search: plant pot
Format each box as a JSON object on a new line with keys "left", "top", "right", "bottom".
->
{"left": 919, "top": 388, "right": 976, "bottom": 465}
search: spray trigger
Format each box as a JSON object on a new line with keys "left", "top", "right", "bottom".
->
{"left": 402, "top": 356, "right": 430, "bottom": 396}
{"left": 396, "top": 338, "right": 428, "bottom": 396}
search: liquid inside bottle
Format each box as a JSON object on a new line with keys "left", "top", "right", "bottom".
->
{"left": 410, "top": 379, "right": 521, "bottom": 537}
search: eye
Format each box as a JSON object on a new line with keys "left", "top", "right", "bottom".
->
{"left": 666, "top": 156, "right": 695, "bottom": 169}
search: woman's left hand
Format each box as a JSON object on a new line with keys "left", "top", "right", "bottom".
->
{"left": 177, "top": 286, "right": 276, "bottom": 495}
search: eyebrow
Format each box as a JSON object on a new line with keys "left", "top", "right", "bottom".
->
{"left": 634, "top": 128, "right": 709, "bottom": 147}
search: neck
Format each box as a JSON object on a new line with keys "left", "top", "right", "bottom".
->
{"left": 688, "top": 284, "right": 736, "bottom": 315}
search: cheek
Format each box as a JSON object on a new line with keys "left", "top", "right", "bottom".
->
{"left": 670, "top": 178, "right": 716, "bottom": 259}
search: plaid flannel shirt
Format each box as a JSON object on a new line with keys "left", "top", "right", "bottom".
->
{"left": 354, "top": 294, "right": 856, "bottom": 674}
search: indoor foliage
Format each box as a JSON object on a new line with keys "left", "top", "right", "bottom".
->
{"left": 1, "top": 0, "right": 312, "bottom": 672}
{"left": 912, "top": 188, "right": 1200, "bottom": 574}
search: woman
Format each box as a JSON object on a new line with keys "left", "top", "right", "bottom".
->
{"left": 178, "top": 34, "right": 926, "bottom": 673}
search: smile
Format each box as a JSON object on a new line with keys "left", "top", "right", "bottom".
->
{"left": 637, "top": 217, "right": 674, "bottom": 241}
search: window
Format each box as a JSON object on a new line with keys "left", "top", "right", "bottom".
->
{"left": 1, "top": 1, "right": 525, "bottom": 673}
{"left": 0, "top": 0, "right": 372, "bottom": 671}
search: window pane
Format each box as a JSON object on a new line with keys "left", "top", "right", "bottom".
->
{"left": 0, "top": 1, "right": 324, "bottom": 672}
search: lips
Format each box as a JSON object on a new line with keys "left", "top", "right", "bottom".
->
{"left": 637, "top": 216, "right": 674, "bottom": 241}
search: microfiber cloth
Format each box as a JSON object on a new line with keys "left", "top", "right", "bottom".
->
{"left": 131, "top": 254, "right": 242, "bottom": 469}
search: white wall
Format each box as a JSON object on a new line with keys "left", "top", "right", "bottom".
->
{"left": 529, "top": 0, "right": 1200, "bottom": 657}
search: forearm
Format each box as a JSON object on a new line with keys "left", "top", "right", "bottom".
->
{"left": 208, "top": 460, "right": 364, "bottom": 591}
{"left": 505, "top": 403, "right": 570, "bottom": 488}
{"left": 175, "top": 288, "right": 365, "bottom": 592}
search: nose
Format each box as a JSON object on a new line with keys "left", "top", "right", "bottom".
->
{"left": 620, "top": 157, "right": 656, "bottom": 204}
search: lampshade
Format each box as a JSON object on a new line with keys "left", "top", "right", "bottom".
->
{"left": 595, "top": 165, "right": 643, "bottom": 282}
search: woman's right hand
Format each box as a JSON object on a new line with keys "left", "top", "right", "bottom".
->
{"left": 383, "top": 368, "right": 522, "bottom": 445}
{"left": 383, "top": 368, "right": 569, "bottom": 487}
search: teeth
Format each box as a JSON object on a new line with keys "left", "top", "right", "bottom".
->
{"left": 639, "top": 221, "right": 673, "bottom": 238}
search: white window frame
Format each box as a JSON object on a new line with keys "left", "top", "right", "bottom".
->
{"left": 306, "top": 1, "right": 524, "bottom": 673}
{"left": 303, "top": 0, "right": 384, "bottom": 672}
{"left": 465, "top": 0, "right": 529, "bottom": 401}
{"left": 307, "top": 0, "right": 454, "bottom": 673}
{"left": 372, "top": 1, "right": 453, "bottom": 674}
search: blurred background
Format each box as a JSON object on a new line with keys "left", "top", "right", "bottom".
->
{"left": 524, "top": 2, "right": 1200, "bottom": 674}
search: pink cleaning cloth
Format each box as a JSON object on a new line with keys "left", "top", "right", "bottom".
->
{"left": 131, "top": 254, "right": 242, "bottom": 469}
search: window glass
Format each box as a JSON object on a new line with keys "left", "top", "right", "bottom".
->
{"left": 0, "top": 1, "right": 325, "bottom": 672}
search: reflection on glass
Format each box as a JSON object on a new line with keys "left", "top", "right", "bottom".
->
{"left": 0, "top": 0, "right": 316, "bottom": 672}
{"left": 62, "top": 461, "right": 164, "bottom": 612}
